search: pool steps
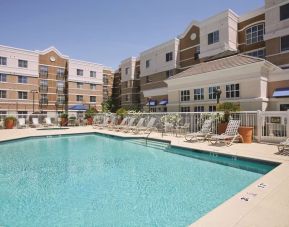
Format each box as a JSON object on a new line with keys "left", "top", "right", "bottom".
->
{"left": 127, "top": 139, "right": 170, "bottom": 151}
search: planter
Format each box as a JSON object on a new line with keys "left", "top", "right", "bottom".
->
{"left": 86, "top": 117, "right": 93, "bottom": 125}
{"left": 60, "top": 118, "right": 68, "bottom": 126}
{"left": 217, "top": 122, "right": 228, "bottom": 134}
{"left": 5, "top": 119, "right": 14, "bottom": 129}
{"left": 238, "top": 126, "right": 253, "bottom": 143}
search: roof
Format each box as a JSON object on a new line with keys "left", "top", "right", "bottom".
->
{"left": 168, "top": 54, "right": 265, "bottom": 80}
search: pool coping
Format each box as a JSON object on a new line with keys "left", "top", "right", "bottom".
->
{"left": 0, "top": 127, "right": 289, "bottom": 226}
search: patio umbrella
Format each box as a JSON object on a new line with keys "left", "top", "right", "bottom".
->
{"left": 68, "top": 104, "right": 88, "bottom": 112}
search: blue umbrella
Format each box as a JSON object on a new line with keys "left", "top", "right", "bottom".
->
{"left": 68, "top": 104, "right": 88, "bottom": 111}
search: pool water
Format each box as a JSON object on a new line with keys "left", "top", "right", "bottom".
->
{"left": 0, "top": 134, "right": 276, "bottom": 226}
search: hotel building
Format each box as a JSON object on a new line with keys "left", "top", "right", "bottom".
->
{"left": 118, "top": 0, "right": 289, "bottom": 112}
{"left": 0, "top": 45, "right": 113, "bottom": 116}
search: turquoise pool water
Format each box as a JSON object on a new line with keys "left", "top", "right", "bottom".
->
{"left": 0, "top": 134, "right": 277, "bottom": 226}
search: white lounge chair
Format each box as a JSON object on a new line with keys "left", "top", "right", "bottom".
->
{"left": 134, "top": 117, "right": 157, "bottom": 134}
{"left": 17, "top": 118, "right": 28, "bottom": 129}
{"left": 128, "top": 118, "right": 145, "bottom": 133}
{"left": 107, "top": 117, "right": 118, "bottom": 130}
{"left": 31, "top": 118, "right": 41, "bottom": 128}
{"left": 121, "top": 117, "right": 136, "bottom": 132}
{"left": 113, "top": 117, "right": 128, "bottom": 131}
{"left": 44, "top": 117, "right": 54, "bottom": 127}
{"left": 185, "top": 119, "right": 213, "bottom": 142}
{"left": 277, "top": 138, "right": 289, "bottom": 153}
{"left": 210, "top": 120, "right": 242, "bottom": 146}
{"left": 93, "top": 117, "right": 109, "bottom": 129}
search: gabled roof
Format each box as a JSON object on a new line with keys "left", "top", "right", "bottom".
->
{"left": 36, "top": 46, "right": 69, "bottom": 59}
{"left": 178, "top": 20, "right": 200, "bottom": 39}
{"left": 168, "top": 54, "right": 269, "bottom": 80}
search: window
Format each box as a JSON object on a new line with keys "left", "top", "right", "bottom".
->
{"left": 40, "top": 80, "right": 48, "bottom": 92}
{"left": 103, "top": 74, "right": 108, "bottom": 84}
{"left": 194, "top": 46, "right": 200, "bottom": 60}
{"left": 0, "top": 73, "right": 7, "bottom": 82}
{"left": 57, "top": 95, "right": 65, "bottom": 105}
{"left": 18, "top": 59, "right": 28, "bottom": 68}
{"left": 281, "top": 35, "right": 289, "bottom": 52}
{"left": 0, "top": 111, "right": 7, "bottom": 120}
{"left": 76, "top": 95, "right": 83, "bottom": 102}
{"left": 208, "top": 31, "right": 219, "bottom": 45}
{"left": 18, "top": 111, "right": 27, "bottom": 118}
{"left": 208, "top": 86, "right": 220, "bottom": 100}
{"left": 226, "top": 84, "right": 240, "bottom": 98}
{"left": 90, "top": 96, "right": 96, "bottom": 103}
{"left": 280, "top": 104, "right": 289, "bottom": 111}
{"left": 194, "top": 106, "right": 204, "bottom": 112}
{"left": 40, "top": 94, "right": 48, "bottom": 105}
{"left": 166, "top": 69, "right": 174, "bottom": 78}
{"left": 146, "top": 60, "right": 150, "bottom": 68}
{"left": 181, "top": 90, "right": 190, "bottom": 102}
{"left": 0, "top": 56, "right": 7, "bottom": 65}
{"left": 18, "top": 76, "right": 28, "bottom": 84}
{"left": 280, "top": 3, "right": 289, "bottom": 21}
{"left": 125, "top": 95, "right": 128, "bottom": 101}
{"left": 18, "top": 91, "right": 28, "bottom": 100}
{"left": 77, "top": 82, "right": 83, "bottom": 89}
{"left": 166, "top": 52, "right": 173, "bottom": 62}
{"left": 246, "top": 49, "right": 266, "bottom": 58}
{"left": 77, "top": 69, "right": 83, "bottom": 76}
{"left": 123, "top": 81, "right": 128, "bottom": 88}
{"left": 125, "top": 67, "right": 129, "bottom": 75}
{"left": 181, "top": 106, "right": 190, "bottom": 112}
{"left": 57, "top": 68, "right": 65, "bottom": 79}
{"left": 39, "top": 65, "right": 48, "bottom": 77}
{"left": 57, "top": 81, "right": 65, "bottom": 93}
{"left": 209, "top": 106, "right": 216, "bottom": 112}
{"left": 150, "top": 107, "right": 156, "bottom": 112}
{"left": 246, "top": 24, "right": 264, "bottom": 45}
{"left": 0, "top": 90, "right": 7, "bottom": 98}
{"left": 90, "top": 71, "right": 96, "bottom": 78}
{"left": 146, "top": 76, "right": 150, "bottom": 83}
{"left": 90, "top": 84, "right": 96, "bottom": 90}
{"left": 194, "top": 88, "right": 204, "bottom": 100}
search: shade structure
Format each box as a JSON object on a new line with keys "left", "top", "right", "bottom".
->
{"left": 69, "top": 104, "right": 88, "bottom": 111}
{"left": 273, "top": 88, "right": 289, "bottom": 98}
{"left": 146, "top": 100, "right": 157, "bottom": 106}
{"left": 159, "top": 99, "right": 168, "bottom": 105}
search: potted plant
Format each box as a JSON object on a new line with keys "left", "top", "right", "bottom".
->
{"left": 216, "top": 102, "right": 240, "bottom": 134}
{"left": 60, "top": 112, "right": 68, "bottom": 126}
{"left": 4, "top": 116, "right": 16, "bottom": 129}
{"left": 85, "top": 108, "right": 96, "bottom": 125}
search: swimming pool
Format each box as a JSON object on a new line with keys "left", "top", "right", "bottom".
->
{"left": 0, "top": 134, "right": 277, "bottom": 226}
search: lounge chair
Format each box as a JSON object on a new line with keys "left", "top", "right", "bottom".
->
{"left": 93, "top": 117, "right": 109, "bottom": 129}
{"left": 107, "top": 117, "right": 118, "bottom": 130}
{"left": 185, "top": 119, "right": 213, "bottom": 142}
{"left": 128, "top": 118, "right": 145, "bottom": 134}
{"left": 113, "top": 117, "right": 128, "bottom": 131}
{"left": 43, "top": 117, "right": 54, "bottom": 127}
{"left": 176, "top": 123, "right": 190, "bottom": 136}
{"left": 120, "top": 117, "right": 136, "bottom": 132}
{"left": 210, "top": 120, "right": 242, "bottom": 146}
{"left": 30, "top": 118, "right": 41, "bottom": 128}
{"left": 134, "top": 117, "right": 157, "bottom": 134}
{"left": 277, "top": 138, "right": 289, "bottom": 153}
{"left": 17, "top": 118, "right": 28, "bottom": 128}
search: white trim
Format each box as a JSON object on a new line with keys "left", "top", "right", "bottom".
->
{"left": 140, "top": 38, "right": 179, "bottom": 56}
{"left": 238, "top": 20, "right": 265, "bottom": 32}
{"left": 180, "top": 44, "right": 200, "bottom": 52}
{"left": 178, "top": 20, "right": 200, "bottom": 39}
{"left": 36, "top": 46, "right": 69, "bottom": 59}
{"left": 239, "top": 7, "right": 265, "bottom": 22}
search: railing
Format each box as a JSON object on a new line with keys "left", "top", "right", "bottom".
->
{"left": 1, "top": 111, "right": 288, "bottom": 144}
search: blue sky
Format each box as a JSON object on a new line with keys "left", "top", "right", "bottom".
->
{"left": 1, "top": 0, "right": 264, "bottom": 68}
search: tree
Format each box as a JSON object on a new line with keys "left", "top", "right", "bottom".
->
{"left": 101, "top": 98, "right": 115, "bottom": 112}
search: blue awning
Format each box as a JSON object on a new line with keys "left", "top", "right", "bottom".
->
{"left": 273, "top": 88, "right": 289, "bottom": 98}
{"left": 146, "top": 100, "right": 157, "bottom": 106}
{"left": 69, "top": 104, "right": 88, "bottom": 111}
{"left": 159, "top": 99, "right": 168, "bottom": 105}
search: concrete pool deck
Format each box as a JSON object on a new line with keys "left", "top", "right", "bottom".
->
{"left": 0, "top": 126, "right": 289, "bottom": 227}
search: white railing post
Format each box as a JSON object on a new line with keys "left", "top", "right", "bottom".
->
{"left": 256, "top": 110, "right": 262, "bottom": 142}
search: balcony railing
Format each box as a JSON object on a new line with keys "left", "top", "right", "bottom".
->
{"left": 39, "top": 86, "right": 48, "bottom": 93}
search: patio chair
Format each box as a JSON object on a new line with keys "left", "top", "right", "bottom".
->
{"left": 277, "top": 138, "right": 289, "bottom": 153}
{"left": 210, "top": 120, "right": 242, "bottom": 146}
{"left": 185, "top": 119, "right": 213, "bottom": 142}
{"left": 30, "top": 118, "right": 41, "bottom": 128}
{"left": 17, "top": 118, "right": 28, "bottom": 129}
{"left": 43, "top": 117, "right": 54, "bottom": 127}
{"left": 93, "top": 117, "right": 109, "bottom": 129}
{"left": 107, "top": 117, "right": 118, "bottom": 130}
{"left": 175, "top": 123, "right": 190, "bottom": 136}
{"left": 135, "top": 117, "right": 157, "bottom": 134}
{"left": 113, "top": 117, "right": 128, "bottom": 131}
{"left": 128, "top": 118, "right": 145, "bottom": 134}
{"left": 120, "top": 117, "right": 136, "bottom": 132}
